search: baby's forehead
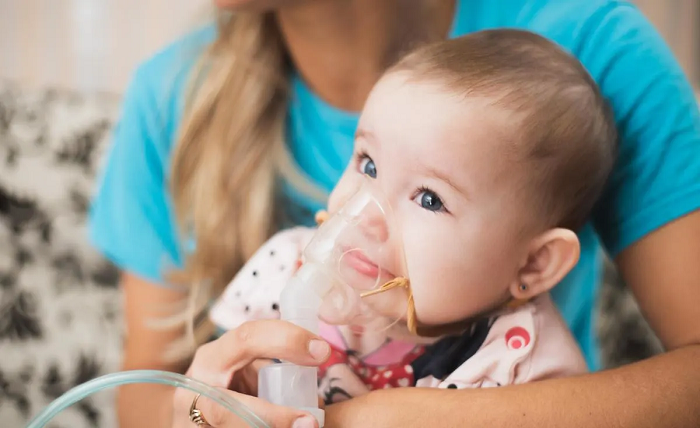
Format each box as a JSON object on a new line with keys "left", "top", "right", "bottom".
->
{"left": 370, "top": 72, "right": 518, "bottom": 127}
{"left": 361, "top": 73, "right": 528, "bottom": 192}
{"left": 365, "top": 73, "right": 521, "bottom": 153}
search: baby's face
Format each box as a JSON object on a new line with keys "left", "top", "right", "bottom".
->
{"left": 328, "top": 72, "right": 533, "bottom": 328}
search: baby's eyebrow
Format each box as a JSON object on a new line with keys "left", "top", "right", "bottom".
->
{"left": 423, "top": 163, "right": 470, "bottom": 200}
{"left": 354, "top": 128, "right": 376, "bottom": 144}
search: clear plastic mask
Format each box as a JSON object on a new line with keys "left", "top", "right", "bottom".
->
{"left": 300, "top": 180, "right": 410, "bottom": 332}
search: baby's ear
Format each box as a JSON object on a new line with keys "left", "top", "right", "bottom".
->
{"left": 511, "top": 228, "right": 580, "bottom": 300}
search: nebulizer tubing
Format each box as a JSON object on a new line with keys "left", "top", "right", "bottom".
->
{"left": 25, "top": 369, "right": 269, "bottom": 428}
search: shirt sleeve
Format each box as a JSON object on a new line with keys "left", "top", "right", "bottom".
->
{"left": 581, "top": 4, "right": 700, "bottom": 256}
{"left": 87, "top": 63, "right": 184, "bottom": 286}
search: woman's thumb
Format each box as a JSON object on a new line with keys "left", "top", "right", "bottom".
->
{"left": 261, "top": 407, "right": 320, "bottom": 428}
{"left": 288, "top": 414, "right": 319, "bottom": 428}
{"left": 225, "top": 390, "right": 321, "bottom": 428}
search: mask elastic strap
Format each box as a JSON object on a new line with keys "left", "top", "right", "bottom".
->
{"left": 360, "top": 277, "right": 418, "bottom": 335}
{"left": 361, "top": 278, "right": 531, "bottom": 337}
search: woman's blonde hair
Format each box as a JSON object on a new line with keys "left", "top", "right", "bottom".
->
{"left": 159, "top": 11, "right": 324, "bottom": 361}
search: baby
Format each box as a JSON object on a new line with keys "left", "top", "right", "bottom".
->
{"left": 210, "top": 29, "right": 617, "bottom": 404}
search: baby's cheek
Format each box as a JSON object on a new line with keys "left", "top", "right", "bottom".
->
{"left": 402, "top": 251, "right": 450, "bottom": 323}
{"left": 409, "top": 275, "right": 466, "bottom": 325}
{"left": 401, "top": 224, "right": 478, "bottom": 325}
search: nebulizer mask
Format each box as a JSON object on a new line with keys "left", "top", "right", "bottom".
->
{"left": 279, "top": 179, "right": 410, "bottom": 332}
{"left": 257, "top": 179, "right": 416, "bottom": 427}
{"left": 24, "top": 181, "right": 416, "bottom": 428}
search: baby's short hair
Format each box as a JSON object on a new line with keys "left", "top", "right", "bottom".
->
{"left": 391, "top": 29, "right": 618, "bottom": 231}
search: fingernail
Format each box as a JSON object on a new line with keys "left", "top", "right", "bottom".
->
{"left": 293, "top": 415, "right": 316, "bottom": 428}
{"left": 308, "top": 339, "right": 330, "bottom": 361}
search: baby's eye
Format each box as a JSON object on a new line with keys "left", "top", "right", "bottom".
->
{"left": 414, "top": 189, "right": 446, "bottom": 213}
{"left": 358, "top": 155, "right": 377, "bottom": 178}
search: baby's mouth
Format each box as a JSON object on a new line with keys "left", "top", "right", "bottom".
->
{"left": 339, "top": 248, "right": 395, "bottom": 283}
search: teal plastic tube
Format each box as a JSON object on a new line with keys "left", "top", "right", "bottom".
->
{"left": 25, "top": 370, "right": 269, "bottom": 428}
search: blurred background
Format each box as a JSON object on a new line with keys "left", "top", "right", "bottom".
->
{"left": 1, "top": 0, "right": 698, "bottom": 94}
{"left": 0, "top": 1, "right": 697, "bottom": 427}
{"left": 0, "top": 0, "right": 210, "bottom": 94}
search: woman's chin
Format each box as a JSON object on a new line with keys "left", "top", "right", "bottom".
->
{"left": 213, "top": 0, "right": 286, "bottom": 12}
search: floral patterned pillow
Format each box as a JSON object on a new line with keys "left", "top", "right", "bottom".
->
{"left": 0, "top": 80, "right": 122, "bottom": 428}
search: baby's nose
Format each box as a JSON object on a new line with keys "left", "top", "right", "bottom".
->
{"left": 359, "top": 211, "right": 389, "bottom": 243}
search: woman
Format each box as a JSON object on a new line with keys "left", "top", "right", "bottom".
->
{"left": 88, "top": 0, "right": 700, "bottom": 427}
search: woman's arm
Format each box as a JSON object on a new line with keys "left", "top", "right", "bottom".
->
{"left": 117, "top": 272, "right": 191, "bottom": 428}
{"left": 324, "top": 210, "right": 700, "bottom": 428}
{"left": 86, "top": 37, "right": 202, "bottom": 427}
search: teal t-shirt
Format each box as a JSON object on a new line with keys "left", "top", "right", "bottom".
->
{"left": 88, "top": 0, "right": 700, "bottom": 371}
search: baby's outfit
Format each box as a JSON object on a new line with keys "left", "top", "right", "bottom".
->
{"left": 210, "top": 227, "right": 588, "bottom": 404}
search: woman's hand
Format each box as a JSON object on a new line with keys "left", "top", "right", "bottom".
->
{"left": 171, "top": 320, "right": 331, "bottom": 428}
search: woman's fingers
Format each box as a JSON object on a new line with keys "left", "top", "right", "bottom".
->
{"left": 175, "top": 319, "right": 330, "bottom": 427}
{"left": 174, "top": 388, "right": 320, "bottom": 428}
{"left": 231, "top": 359, "right": 274, "bottom": 395}
{"left": 188, "top": 320, "right": 331, "bottom": 387}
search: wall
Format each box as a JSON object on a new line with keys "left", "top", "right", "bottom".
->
{"left": 0, "top": 0, "right": 698, "bottom": 94}
{"left": 0, "top": 0, "right": 211, "bottom": 94}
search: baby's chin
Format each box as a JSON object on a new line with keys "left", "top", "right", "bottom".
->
{"left": 386, "top": 323, "right": 442, "bottom": 344}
